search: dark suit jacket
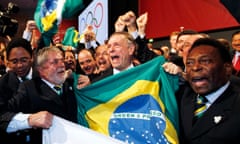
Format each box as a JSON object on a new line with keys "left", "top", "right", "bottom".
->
{"left": 135, "top": 36, "right": 158, "bottom": 64}
{"left": 0, "top": 70, "right": 40, "bottom": 129}
{"left": 90, "top": 67, "right": 113, "bottom": 83}
{"left": 0, "top": 75, "right": 77, "bottom": 144}
{"left": 168, "top": 53, "right": 185, "bottom": 70}
{"left": 179, "top": 81, "right": 240, "bottom": 144}
{"left": 8, "top": 77, "right": 77, "bottom": 122}
{"left": 0, "top": 71, "right": 40, "bottom": 144}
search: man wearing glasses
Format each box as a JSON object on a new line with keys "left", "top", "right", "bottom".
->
{"left": 0, "top": 38, "right": 38, "bottom": 143}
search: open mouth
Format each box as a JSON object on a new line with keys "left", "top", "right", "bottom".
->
{"left": 58, "top": 69, "right": 65, "bottom": 74}
{"left": 111, "top": 55, "right": 119, "bottom": 60}
{"left": 98, "top": 59, "right": 107, "bottom": 65}
{"left": 67, "top": 61, "right": 74, "bottom": 65}
{"left": 191, "top": 77, "right": 208, "bottom": 87}
{"left": 84, "top": 66, "right": 92, "bottom": 73}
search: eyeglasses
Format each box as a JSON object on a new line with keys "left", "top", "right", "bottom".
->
{"left": 8, "top": 57, "right": 31, "bottom": 65}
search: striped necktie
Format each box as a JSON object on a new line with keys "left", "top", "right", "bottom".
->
{"left": 193, "top": 95, "right": 208, "bottom": 123}
{"left": 54, "top": 85, "right": 62, "bottom": 95}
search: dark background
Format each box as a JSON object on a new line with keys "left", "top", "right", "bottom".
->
{"left": 0, "top": 0, "right": 38, "bottom": 37}
{"left": 0, "top": 0, "right": 139, "bottom": 39}
{"left": 1, "top": 0, "right": 239, "bottom": 48}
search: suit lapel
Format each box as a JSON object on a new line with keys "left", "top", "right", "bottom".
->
{"left": 181, "top": 90, "right": 195, "bottom": 136}
{"left": 191, "top": 85, "right": 234, "bottom": 139}
{"left": 38, "top": 80, "right": 64, "bottom": 105}
{"left": 8, "top": 72, "right": 21, "bottom": 92}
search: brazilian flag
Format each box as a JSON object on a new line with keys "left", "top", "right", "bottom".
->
{"left": 74, "top": 56, "right": 179, "bottom": 144}
{"left": 62, "top": 27, "right": 82, "bottom": 48}
{"left": 34, "top": 0, "right": 84, "bottom": 46}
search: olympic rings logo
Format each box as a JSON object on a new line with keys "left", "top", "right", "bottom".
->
{"left": 79, "top": 2, "right": 104, "bottom": 36}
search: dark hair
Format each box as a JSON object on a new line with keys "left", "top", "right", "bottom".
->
{"left": 6, "top": 38, "right": 32, "bottom": 60}
{"left": 231, "top": 30, "right": 240, "bottom": 39}
{"left": 176, "top": 29, "right": 198, "bottom": 43}
{"left": 78, "top": 48, "right": 95, "bottom": 60}
{"left": 65, "top": 49, "right": 76, "bottom": 55}
{"left": 190, "top": 38, "right": 232, "bottom": 63}
{"left": 153, "top": 47, "right": 164, "bottom": 55}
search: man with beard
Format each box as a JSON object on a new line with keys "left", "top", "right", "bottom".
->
{"left": 0, "top": 47, "right": 77, "bottom": 143}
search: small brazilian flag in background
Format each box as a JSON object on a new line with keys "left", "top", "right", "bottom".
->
{"left": 34, "top": 0, "right": 84, "bottom": 46}
{"left": 62, "top": 27, "right": 82, "bottom": 48}
{"left": 74, "top": 56, "right": 180, "bottom": 144}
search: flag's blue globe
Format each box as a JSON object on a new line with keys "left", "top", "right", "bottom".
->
{"left": 109, "top": 95, "right": 169, "bottom": 144}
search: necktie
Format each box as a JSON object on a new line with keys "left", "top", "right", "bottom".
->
{"left": 232, "top": 55, "right": 240, "bottom": 71}
{"left": 21, "top": 77, "right": 27, "bottom": 81}
{"left": 54, "top": 85, "right": 62, "bottom": 95}
{"left": 193, "top": 95, "right": 208, "bottom": 123}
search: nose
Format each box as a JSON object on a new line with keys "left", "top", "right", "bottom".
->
{"left": 17, "top": 62, "right": 24, "bottom": 68}
{"left": 191, "top": 61, "right": 202, "bottom": 72}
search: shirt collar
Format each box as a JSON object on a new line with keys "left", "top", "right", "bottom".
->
{"left": 235, "top": 51, "right": 240, "bottom": 57}
{"left": 113, "top": 64, "right": 134, "bottom": 75}
{"left": 205, "top": 81, "right": 230, "bottom": 105}
{"left": 18, "top": 68, "right": 33, "bottom": 82}
{"left": 41, "top": 79, "right": 55, "bottom": 89}
{"left": 25, "top": 68, "right": 33, "bottom": 80}
{"left": 41, "top": 78, "right": 62, "bottom": 90}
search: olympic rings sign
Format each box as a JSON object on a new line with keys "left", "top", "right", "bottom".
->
{"left": 78, "top": 0, "right": 108, "bottom": 44}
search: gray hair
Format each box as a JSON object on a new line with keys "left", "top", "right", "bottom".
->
{"left": 35, "top": 46, "right": 64, "bottom": 67}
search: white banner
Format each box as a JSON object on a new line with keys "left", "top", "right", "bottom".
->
{"left": 42, "top": 116, "right": 125, "bottom": 144}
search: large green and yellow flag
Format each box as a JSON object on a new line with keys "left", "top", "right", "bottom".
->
{"left": 34, "top": 0, "right": 84, "bottom": 46}
{"left": 74, "top": 56, "right": 180, "bottom": 144}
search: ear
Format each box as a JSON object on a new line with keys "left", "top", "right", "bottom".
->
{"left": 36, "top": 65, "right": 43, "bottom": 73}
{"left": 224, "top": 63, "right": 232, "bottom": 77}
{"left": 6, "top": 60, "right": 10, "bottom": 66}
{"left": 30, "top": 57, "right": 34, "bottom": 64}
{"left": 128, "top": 44, "right": 136, "bottom": 56}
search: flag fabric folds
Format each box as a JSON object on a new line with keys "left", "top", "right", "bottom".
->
{"left": 74, "top": 56, "right": 180, "bottom": 144}
{"left": 62, "top": 27, "right": 82, "bottom": 48}
{"left": 43, "top": 116, "right": 125, "bottom": 144}
{"left": 34, "top": 0, "right": 84, "bottom": 46}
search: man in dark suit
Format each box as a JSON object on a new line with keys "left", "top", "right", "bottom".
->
{"left": 0, "top": 46, "right": 77, "bottom": 144}
{"left": 0, "top": 38, "right": 39, "bottom": 144}
{"left": 178, "top": 38, "right": 240, "bottom": 144}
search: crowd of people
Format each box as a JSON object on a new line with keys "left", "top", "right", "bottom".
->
{"left": 0, "top": 10, "right": 240, "bottom": 144}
